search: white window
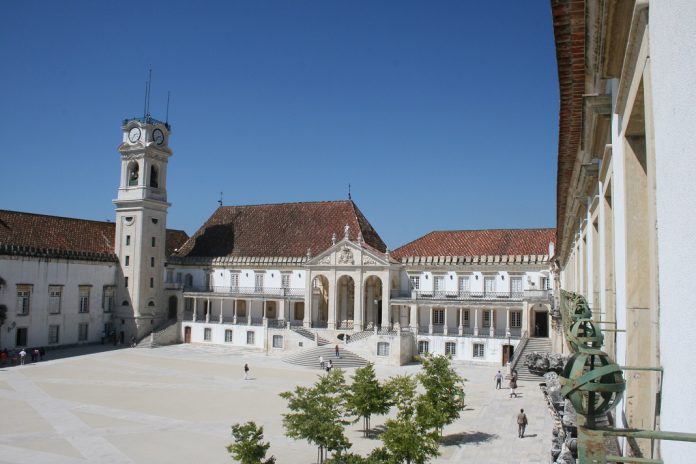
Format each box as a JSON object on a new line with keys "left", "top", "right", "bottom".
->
{"left": 432, "top": 308, "right": 444, "bottom": 325}
{"left": 409, "top": 276, "right": 420, "bottom": 291}
{"left": 458, "top": 276, "right": 470, "bottom": 294}
{"left": 16, "top": 285, "right": 32, "bottom": 315}
{"left": 254, "top": 273, "right": 264, "bottom": 293}
{"left": 230, "top": 272, "right": 239, "bottom": 290}
{"left": 225, "top": 329, "right": 233, "bottom": 342}
{"left": 48, "top": 285, "right": 62, "bottom": 314}
{"left": 540, "top": 276, "right": 550, "bottom": 290}
{"left": 204, "top": 328, "right": 212, "bottom": 341}
{"left": 484, "top": 277, "right": 496, "bottom": 295}
{"left": 462, "top": 309, "right": 470, "bottom": 327}
{"left": 103, "top": 286, "right": 115, "bottom": 313}
{"left": 511, "top": 311, "right": 522, "bottom": 328}
{"left": 377, "top": 342, "right": 390, "bottom": 356}
{"left": 473, "top": 343, "right": 485, "bottom": 358}
{"left": 483, "top": 310, "right": 492, "bottom": 327}
{"left": 78, "top": 323, "right": 89, "bottom": 341}
{"left": 79, "top": 286, "right": 90, "bottom": 313}
{"left": 273, "top": 335, "right": 283, "bottom": 348}
{"left": 48, "top": 325, "right": 60, "bottom": 344}
{"left": 418, "top": 340, "right": 429, "bottom": 355}
{"left": 281, "top": 274, "right": 290, "bottom": 289}
{"left": 246, "top": 331, "right": 255, "bottom": 345}
{"left": 434, "top": 276, "right": 445, "bottom": 296}
{"left": 511, "top": 277, "right": 523, "bottom": 294}
{"left": 445, "top": 342, "right": 456, "bottom": 356}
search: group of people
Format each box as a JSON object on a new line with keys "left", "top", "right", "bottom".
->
{"left": 318, "top": 344, "right": 341, "bottom": 371}
{"left": 494, "top": 369, "right": 527, "bottom": 438}
{"left": 0, "top": 347, "right": 45, "bottom": 365}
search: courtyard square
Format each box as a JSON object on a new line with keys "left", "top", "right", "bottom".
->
{"left": 0, "top": 345, "right": 552, "bottom": 464}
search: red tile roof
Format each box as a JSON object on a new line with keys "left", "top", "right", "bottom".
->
{"left": 392, "top": 228, "right": 556, "bottom": 260}
{"left": 175, "top": 200, "right": 386, "bottom": 259}
{"left": 552, "top": 0, "right": 586, "bottom": 259}
{"left": 0, "top": 210, "right": 188, "bottom": 261}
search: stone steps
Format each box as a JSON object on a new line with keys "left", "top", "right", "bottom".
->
{"left": 289, "top": 326, "right": 331, "bottom": 346}
{"left": 514, "top": 338, "right": 553, "bottom": 381}
{"left": 283, "top": 345, "right": 368, "bottom": 369}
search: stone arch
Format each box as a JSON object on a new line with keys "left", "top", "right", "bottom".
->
{"left": 127, "top": 161, "right": 139, "bottom": 186}
{"left": 337, "top": 275, "right": 355, "bottom": 329}
{"left": 364, "top": 275, "right": 383, "bottom": 329}
{"left": 312, "top": 275, "right": 329, "bottom": 324}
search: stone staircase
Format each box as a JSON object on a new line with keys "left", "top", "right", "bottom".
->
{"left": 290, "top": 326, "right": 331, "bottom": 346}
{"left": 283, "top": 345, "right": 368, "bottom": 369}
{"left": 514, "top": 337, "right": 552, "bottom": 381}
{"left": 346, "top": 330, "right": 374, "bottom": 344}
{"left": 135, "top": 320, "right": 178, "bottom": 348}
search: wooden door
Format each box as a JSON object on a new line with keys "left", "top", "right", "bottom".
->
{"left": 184, "top": 326, "right": 191, "bottom": 343}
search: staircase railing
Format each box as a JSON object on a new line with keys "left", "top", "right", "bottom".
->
{"left": 509, "top": 330, "right": 528, "bottom": 372}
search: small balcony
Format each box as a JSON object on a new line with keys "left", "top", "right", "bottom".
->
{"left": 183, "top": 286, "right": 304, "bottom": 299}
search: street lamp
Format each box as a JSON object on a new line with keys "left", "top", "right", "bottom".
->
{"left": 506, "top": 330, "right": 512, "bottom": 366}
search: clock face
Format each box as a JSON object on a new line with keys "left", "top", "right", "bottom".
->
{"left": 153, "top": 129, "right": 164, "bottom": 145}
{"left": 128, "top": 127, "right": 141, "bottom": 143}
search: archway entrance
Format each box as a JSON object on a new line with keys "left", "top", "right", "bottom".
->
{"left": 502, "top": 344, "right": 514, "bottom": 365}
{"left": 364, "top": 276, "right": 383, "bottom": 329}
{"left": 337, "top": 275, "right": 355, "bottom": 329}
{"left": 168, "top": 296, "right": 178, "bottom": 320}
{"left": 312, "top": 276, "right": 329, "bottom": 325}
{"left": 533, "top": 310, "right": 549, "bottom": 337}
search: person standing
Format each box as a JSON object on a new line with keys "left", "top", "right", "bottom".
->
{"left": 494, "top": 371, "right": 503, "bottom": 389}
{"left": 517, "top": 409, "right": 528, "bottom": 438}
{"left": 335, "top": 344, "right": 340, "bottom": 358}
{"left": 19, "top": 349, "right": 26, "bottom": 365}
{"left": 319, "top": 355, "right": 325, "bottom": 370}
{"left": 244, "top": 363, "right": 250, "bottom": 380}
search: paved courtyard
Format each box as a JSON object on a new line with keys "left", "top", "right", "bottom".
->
{"left": 0, "top": 344, "right": 552, "bottom": 463}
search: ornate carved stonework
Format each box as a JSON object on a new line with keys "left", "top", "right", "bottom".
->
{"left": 362, "top": 255, "right": 377, "bottom": 265}
{"left": 338, "top": 246, "right": 354, "bottom": 265}
{"left": 318, "top": 255, "right": 331, "bottom": 265}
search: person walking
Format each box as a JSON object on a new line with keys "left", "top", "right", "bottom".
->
{"left": 319, "top": 355, "right": 325, "bottom": 370}
{"left": 335, "top": 344, "right": 340, "bottom": 358}
{"left": 244, "top": 363, "right": 250, "bottom": 380}
{"left": 494, "top": 371, "right": 503, "bottom": 389}
{"left": 19, "top": 349, "right": 26, "bottom": 366}
{"left": 517, "top": 409, "right": 528, "bottom": 438}
{"left": 509, "top": 370, "right": 518, "bottom": 398}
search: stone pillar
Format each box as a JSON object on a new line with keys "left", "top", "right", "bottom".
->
{"left": 205, "top": 298, "right": 210, "bottom": 323}
{"left": 428, "top": 306, "right": 433, "bottom": 335}
{"left": 474, "top": 307, "right": 479, "bottom": 336}
{"left": 458, "top": 307, "right": 464, "bottom": 335}
{"left": 410, "top": 304, "right": 418, "bottom": 332}
{"left": 505, "top": 307, "right": 511, "bottom": 335}
{"left": 219, "top": 299, "right": 223, "bottom": 324}
{"left": 327, "top": 280, "right": 336, "bottom": 330}
{"left": 233, "top": 299, "right": 237, "bottom": 324}
{"left": 444, "top": 307, "right": 449, "bottom": 335}
{"left": 262, "top": 299, "right": 268, "bottom": 326}
{"left": 521, "top": 301, "right": 529, "bottom": 336}
{"left": 381, "top": 279, "right": 390, "bottom": 330}
{"left": 339, "top": 281, "right": 348, "bottom": 329}
{"left": 247, "top": 300, "right": 251, "bottom": 325}
{"left": 489, "top": 309, "right": 495, "bottom": 337}
{"left": 366, "top": 284, "right": 374, "bottom": 327}
{"left": 278, "top": 299, "right": 286, "bottom": 324}
{"left": 192, "top": 298, "right": 197, "bottom": 322}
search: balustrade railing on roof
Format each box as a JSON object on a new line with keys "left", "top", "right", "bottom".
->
{"left": 183, "top": 285, "right": 304, "bottom": 297}
{"left": 390, "top": 289, "right": 551, "bottom": 302}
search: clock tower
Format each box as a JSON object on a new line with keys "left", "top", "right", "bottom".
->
{"left": 113, "top": 116, "right": 172, "bottom": 341}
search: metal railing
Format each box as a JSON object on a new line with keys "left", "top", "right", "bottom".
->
{"left": 390, "top": 289, "right": 551, "bottom": 302}
{"left": 267, "top": 319, "right": 286, "bottom": 328}
{"left": 509, "top": 330, "right": 528, "bottom": 372}
{"left": 337, "top": 321, "right": 354, "bottom": 330}
{"left": 183, "top": 286, "right": 304, "bottom": 298}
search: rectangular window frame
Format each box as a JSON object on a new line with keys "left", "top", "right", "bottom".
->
{"left": 272, "top": 335, "right": 283, "bottom": 348}
{"left": 48, "top": 285, "right": 62, "bottom": 314}
{"left": 377, "top": 342, "right": 390, "bottom": 356}
{"left": 511, "top": 311, "right": 522, "bottom": 328}
{"left": 79, "top": 286, "right": 90, "bottom": 313}
{"left": 16, "top": 285, "right": 32, "bottom": 315}
{"left": 432, "top": 308, "right": 444, "bottom": 325}
{"left": 417, "top": 340, "right": 429, "bottom": 355}
{"left": 246, "top": 331, "right": 255, "bottom": 345}
{"left": 409, "top": 276, "right": 420, "bottom": 291}
{"left": 224, "top": 329, "right": 233, "bottom": 342}
{"left": 48, "top": 325, "right": 60, "bottom": 344}
{"left": 203, "top": 327, "right": 212, "bottom": 341}
{"left": 473, "top": 343, "right": 485, "bottom": 358}
{"left": 78, "top": 323, "right": 89, "bottom": 342}
{"left": 445, "top": 341, "right": 456, "bottom": 356}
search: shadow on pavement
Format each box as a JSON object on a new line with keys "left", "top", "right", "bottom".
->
{"left": 440, "top": 431, "right": 498, "bottom": 447}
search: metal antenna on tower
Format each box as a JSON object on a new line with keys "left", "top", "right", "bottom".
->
{"left": 218, "top": 192, "right": 223, "bottom": 207}
{"left": 165, "top": 91, "right": 171, "bottom": 125}
{"left": 348, "top": 183, "right": 352, "bottom": 200}
{"left": 145, "top": 67, "right": 153, "bottom": 118}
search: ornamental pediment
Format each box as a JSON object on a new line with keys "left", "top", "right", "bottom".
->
{"left": 306, "top": 239, "right": 389, "bottom": 267}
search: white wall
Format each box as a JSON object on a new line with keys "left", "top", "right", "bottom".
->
{"left": 650, "top": 1, "right": 696, "bottom": 459}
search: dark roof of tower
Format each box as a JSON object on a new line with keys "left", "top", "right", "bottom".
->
{"left": 0, "top": 210, "right": 188, "bottom": 261}
{"left": 174, "top": 200, "right": 386, "bottom": 259}
{"left": 392, "top": 228, "right": 555, "bottom": 260}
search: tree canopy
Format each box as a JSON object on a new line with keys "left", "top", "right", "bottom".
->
{"left": 346, "top": 363, "right": 391, "bottom": 438}
{"left": 226, "top": 421, "right": 275, "bottom": 464}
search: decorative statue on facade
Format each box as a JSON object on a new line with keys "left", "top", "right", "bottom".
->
{"left": 344, "top": 224, "right": 350, "bottom": 240}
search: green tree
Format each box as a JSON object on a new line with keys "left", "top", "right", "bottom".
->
{"left": 346, "top": 363, "right": 391, "bottom": 437}
{"left": 226, "top": 421, "right": 275, "bottom": 464}
{"left": 381, "top": 376, "right": 439, "bottom": 464}
{"left": 280, "top": 369, "right": 351, "bottom": 463}
{"left": 416, "top": 355, "right": 465, "bottom": 437}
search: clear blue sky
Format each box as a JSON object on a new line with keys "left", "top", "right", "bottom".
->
{"left": 0, "top": 1, "right": 558, "bottom": 249}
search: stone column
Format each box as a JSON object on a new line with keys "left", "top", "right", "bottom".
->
{"left": 233, "top": 299, "right": 237, "bottom": 324}
{"left": 458, "top": 307, "right": 464, "bottom": 335}
{"left": 410, "top": 304, "right": 418, "bottom": 332}
{"left": 192, "top": 298, "right": 197, "bottom": 322}
{"left": 262, "top": 299, "right": 267, "bottom": 326}
{"left": 474, "top": 307, "right": 479, "bottom": 336}
{"left": 444, "top": 307, "right": 449, "bottom": 335}
{"left": 327, "top": 279, "right": 337, "bottom": 330}
{"left": 219, "top": 299, "right": 223, "bottom": 324}
{"left": 506, "top": 307, "right": 511, "bottom": 335}
{"left": 429, "top": 306, "right": 433, "bottom": 335}
{"left": 247, "top": 300, "right": 251, "bottom": 325}
{"left": 366, "top": 284, "right": 374, "bottom": 327}
{"left": 381, "top": 278, "right": 390, "bottom": 330}
{"left": 521, "top": 301, "right": 529, "bottom": 336}
{"left": 278, "top": 299, "right": 286, "bottom": 324}
{"left": 205, "top": 298, "right": 210, "bottom": 323}
{"left": 489, "top": 309, "right": 495, "bottom": 337}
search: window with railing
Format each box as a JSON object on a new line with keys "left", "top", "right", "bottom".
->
{"left": 16, "top": 285, "right": 31, "bottom": 315}
{"left": 458, "top": 276, "right": 470, "bottom": 294}
{"left": 409, "top": 276, "right": 420, "bottom": 291}
{"left": 434, "top": 276, "right": 445, "bottom": 296}
{"left": 484, "top": 277, "right": 495, "bottom": 295}
{"left": 79, "top": 286, "right": 90, "bottom": 313}
{"left": 418, "top": 340, "right": 429, "bottom": 355}
{"left": 511, "top": 277, "right": 523, "bottom": 294}
{"left": 445, "top": 342, "right": 456, "bottom": 356}
{"left": 230, "top": 272, "right": 239, "bottom": 291}
{"left": 49, "top": 285, "right": 62, "bottom": 314}
{"left": 254, "top": 273, "right": 264, "bottom": 293}
{"left": 281, "top": 273, "right": 290, "bottom": 289}
{"left": 462, "top": 309, "right": 470, "bottom": 327}
{"left": 483, "top": 310, "right": 495, "bottom": 328}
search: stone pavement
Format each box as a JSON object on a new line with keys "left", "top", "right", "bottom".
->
{"left": 0, "top": 344, "right": 552, "bottom": 463}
